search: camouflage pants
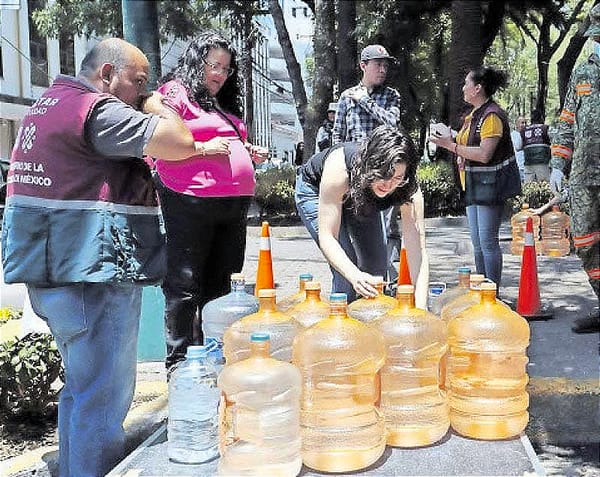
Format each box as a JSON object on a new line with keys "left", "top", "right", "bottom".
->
{"left": 569, "top": 184, "right": 600, "bottom": 299}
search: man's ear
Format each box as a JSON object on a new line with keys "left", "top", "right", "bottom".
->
{"left": 100, "top": 63, "right": 113, "bottom": 85}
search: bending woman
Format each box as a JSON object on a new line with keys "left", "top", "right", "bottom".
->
{"left": 153, "top": 31, "right": 267, "bottom": 369}
{"left": 430, "top": 66, "right": 520, "bottom": 291}
{"left": 295, "top": 125, "right": 429, "bottom": 307}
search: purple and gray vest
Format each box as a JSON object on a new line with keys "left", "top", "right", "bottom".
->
{"left": 1, "top": 76, "right": 166, "bottom": 285}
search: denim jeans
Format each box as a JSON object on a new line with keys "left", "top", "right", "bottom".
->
{"left": 27, "top": 283, "right": 142, "bottom": 477}
{"left": 295, "top": 174, "right": 387, "bottom": 302}
{"left": 466, "top": 204, "right": 504, "bottom": 290}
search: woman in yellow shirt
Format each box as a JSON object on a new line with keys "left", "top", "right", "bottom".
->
{"left": 431, "top": 66, "right": 521, "bottom": 292}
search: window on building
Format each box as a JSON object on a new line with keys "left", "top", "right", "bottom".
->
{"left": 0, "top": 45, "right": 3, "bottom": 78}
{"left": 291, "top": 7, "right": 296, "bottom": 17}
{"left": 59, "top": 33, "right": 76, "bottom": 76}
{"left": 28, "top": 0, "right": 49, "bottom": 87}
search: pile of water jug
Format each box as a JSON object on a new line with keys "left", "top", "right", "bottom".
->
{"left": 167, "top": 271, "right": 530, "bottom": 475}
{"left": 511, "top": 203, "right": 571, "bottom": 257}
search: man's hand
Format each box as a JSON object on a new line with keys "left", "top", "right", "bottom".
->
{"left": 549, "top": 168, "right": 564, "bottom": 194}
{"left": 140, "top": 92, "right": 165, "bottom": 114}
{"left": 348, "top": 86, "right": 368, "bottom": 103}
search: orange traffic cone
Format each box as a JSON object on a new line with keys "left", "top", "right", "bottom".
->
{"left": 517, "top": 217, "right": 552, "bottom": 319}
{"left": 397, "top": 247, "right": 412, "bottom": 285}
{"left": 255, "top": 221, "right": 275, "bottom": 295}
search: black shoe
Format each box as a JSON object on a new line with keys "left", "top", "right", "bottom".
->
{"left": 571, "top": 310, "right": 600, "bottom": 334}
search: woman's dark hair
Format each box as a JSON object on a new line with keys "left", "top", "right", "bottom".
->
{"left": 159, "top": 30, "right": 242, "bottom": 117}
{"left": 348, "top": 126, "right": 419, "bottom": 215}
{"left": 470, "top": 66, "right": 508, "bottom": 97}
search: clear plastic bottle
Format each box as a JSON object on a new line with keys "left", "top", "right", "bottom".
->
{"left": 440, "top": 274, "right": 486, "bottom": 324}
{"left": 372, "top": 285, "right": 449, "bottom": 447}
{"left": 218, "top": 333, "right": 302, "bottom": 476}
{"left": 447, "top": 282, "right": 530, "bottom": 440}
{"left": 292, "top": 293, "right": 386, "bottom": 473}
{"left": 431, "top": 267, "right": 471, "bottom": 316}
{"left": 202, "top": 273, "right": 259, "bottom": 359}
{"left": 347, "top": 276, "right": 396, "bottom": 323}
{"left": 277, "top": 273, "right": 314, "bottom": 312}
{"left": 541, "top": 205, "right": 570, "bottom": 257}
{"left": 286, "top": 281, "right": 329, "bottom": 327}
{"left": 510, "top": 203, "right": 540, "bottom": 256}
{"left": 168, "top": 344, "right": 220, "bottom": 464}
{"left": 223, "top": 289, "right": 301, "bottom": 364}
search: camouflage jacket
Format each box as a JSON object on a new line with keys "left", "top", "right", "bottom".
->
{"left": 551, "top": 52, "right": 600, "bottom": 185}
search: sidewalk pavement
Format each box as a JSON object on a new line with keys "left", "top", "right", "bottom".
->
{"left": 3, "top": 216, "right": 598, "bottom": 476}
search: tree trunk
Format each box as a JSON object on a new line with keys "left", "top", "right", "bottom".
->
{"left": 448, "top": 0, "right": 484, "bottom": 129}
{"left": 337, "top": 0, "right": 357, "bottom": 92}
{"left": 556, "top": 0, "right": 598, "bottom": 108}
{"left": 268, "top": 0, "right": 308, "bottom": 127}
{"left": 305, "top": 0, "right": 337, "bottom": 158}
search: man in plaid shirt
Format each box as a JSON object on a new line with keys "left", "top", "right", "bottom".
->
{"left": 332, "top": 44, "right": 402, "bottom": 144}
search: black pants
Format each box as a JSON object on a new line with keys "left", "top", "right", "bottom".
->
{"left": 156, "top": 181, "right": 251, "bottom": 369}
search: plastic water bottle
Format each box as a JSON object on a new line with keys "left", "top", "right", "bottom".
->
{"left": 427, "top": 281, "right": 447, "bottom": 315}
{"left": 372, "top": 285, "right": 449, "bottom": 447}
{"left": 447, "top": 282, "right": 530, "bottom": 440}
{"left": 168, "top": 344, "right": 220, "bottom": 463}
{"left": 286, "top": 281, "right": 329, "bottom": 327}
{"left": 202, "top": 273, "right": 259, "bottom": 360}
{"left": 292, "top": 293, "right": 386, "bottom": 472}
{"left": 347, "top": 276, "right": 396, "bottom": 322}
{"left": 277, "top": 273, "right": 314, "bottom": 311}
{"left": 431, "top": 267, "right": 471, "bottom": 316}
{"left": 218, "top": 333, "right": 302, "bottom": 476}
{"left": 541, "top": 205, "right": 570, "bottom": 257}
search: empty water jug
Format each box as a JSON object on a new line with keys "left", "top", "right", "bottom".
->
{"left": 202, "top": 273, "right": 259, "bottom": 362}
{"left": 287, "top": 281, "right": 329, "bottom": 327}
{"left": 541, "top": 205, "right": 570, "bottom": 257}
{"left": 431, "top": 267, "right": 471, "bottom": 316}
{"left": 447, "top": 282, "right": 530, "bottom": 440}
{"left": 510, "top": 204, "right": 540, "bottom": 256}
{"left": 168, "top": 344, "right": 220, "bottom": 464}
{"left": 292, "top": 293, "right": 386, "bottom": 473}
{"left": 347, "top": 276, "right": 396, "bottom": 322}
{"left": 223, "top": 289, "right": 301, "bottom": 364}
{"left": 218, "top": 333, "right": 302, "bottom": 476}
{"left": 440, "top": 274, "right": 486, "bottom": 324}
{"left": 372, "top": 285, "right": 449, "bottom": 447}
{"left": 277, "top": 273, "right": 313, "bottom": 311}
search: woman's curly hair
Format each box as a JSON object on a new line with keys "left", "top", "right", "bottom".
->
{"left": 348, "top": 126, "right": 419, "bottom": 216}
{"left": 159, "top": 30, "right": 243, "bottom": 117}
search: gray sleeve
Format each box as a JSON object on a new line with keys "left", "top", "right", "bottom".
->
{"left": 86, "top": 99, "right": 160, "bottom": 159}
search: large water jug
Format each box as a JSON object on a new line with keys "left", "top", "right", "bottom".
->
{"left": 292, "top": 293, "right": 386, "bottom": 473}
{"left": 202, "top": 273, "right": 259, "bottom": 362}
{"left": 223, "top": 289, "right": 301, "bottom": 364}
{"left": 372, "top": 285, "right": 449, "bottom": 447}
{"left": 510, "top": 204, "right": 540, "bottom": 255}
{"left": 168, "top": 344, "right": 220, "bottom": 463}
{"left": 287, "top": 281, "right": 329, "bottom": 327}
{"left": 347, "top": 276, "right": 396, "bottom": 322}
{"left": 431, "top": 267, "right": 471, "bottom": 316}
{"left": 440, "top": 274, "right": 486, "bottom": 324}
{"left": 447, "top": 282, "right": 530, "bottom": 440}
{"left": 218, "top": 333, "right": 302, "bottom": 476}
{"left": 277, "top": 273, "right": 314, "bottom": 311}
{"left": 541, "top": 205, "right": 570, "bottom": 257}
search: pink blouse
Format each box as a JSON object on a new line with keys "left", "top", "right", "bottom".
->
{"left": 154, "top": 80, "right": 255, "bottom": 197}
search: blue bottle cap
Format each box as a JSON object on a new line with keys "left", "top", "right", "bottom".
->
{"left": 300, "top": 273, "right": 313, "bottom": 280}
{"left": 186, "top": 345, "right": 210, "bottom": 359}
{"left": 458, "top": 267, "right": 471, "bottom": 273}
{"left": 329, "top": 293, "right": 347, "bottom": 302}
{"left": 251, "top": 333, "right": 270, "bottom": 342}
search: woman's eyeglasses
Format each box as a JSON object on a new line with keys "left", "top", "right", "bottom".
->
{"left": 203, "top": 60, "right": 235, "bottom": 78}
{"left": 374, "top": 174, "right": 409, "bottom": 188}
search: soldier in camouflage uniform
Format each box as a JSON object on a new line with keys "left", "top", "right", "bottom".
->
{"left": 550, "top": 3, "right": 600, "bottom": 333}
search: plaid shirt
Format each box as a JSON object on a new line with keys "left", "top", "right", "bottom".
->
{"left": 332, "top": 83, "right": 402, "bottom": 144}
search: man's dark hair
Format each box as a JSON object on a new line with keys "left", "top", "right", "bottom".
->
{"left": 530, "top": 109, "right": 544, "bottom": 124}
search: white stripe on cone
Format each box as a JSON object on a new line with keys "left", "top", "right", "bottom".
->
{"left": 524, "top": 231, "right": 534, "bottom": 247}
{"left": 260, "top": 236, "right": 271, "bottom": 250}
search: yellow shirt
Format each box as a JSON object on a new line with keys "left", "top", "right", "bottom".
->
{"left": 456, "top": 111, "right": 503, "bottom": 146}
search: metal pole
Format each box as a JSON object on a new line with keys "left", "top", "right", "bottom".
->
{"left": 121, "top": 0, "right": 161, "bottom": 89}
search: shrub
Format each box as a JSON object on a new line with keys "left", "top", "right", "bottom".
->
{"left": 0, "top": 332, "right": 63, "bottom": 417}
{"left": 506, "top": 180, "right": 556, "bottom": 215}
{"left": 254, "top": 166, "right": 297, "bottom": 216}
{"left": 0, "top": 307, "right": 22, "bottom": 324}
{"left": 417, "top": 161, "right": 465, "bottom": 217}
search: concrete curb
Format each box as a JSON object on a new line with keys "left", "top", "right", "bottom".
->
{"left": 0, "top": 382, "right": 169, "bottom": 477}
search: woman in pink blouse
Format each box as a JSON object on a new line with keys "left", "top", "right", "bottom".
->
{"left": 154, "top": 31, "right": 267, "bottom": 370}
